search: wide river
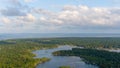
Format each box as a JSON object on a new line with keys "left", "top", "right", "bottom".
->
{"left": 33, "top": 45, "right": 98, "bottom": 68}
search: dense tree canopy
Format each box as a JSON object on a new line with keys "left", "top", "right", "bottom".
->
{"left": 53, "top": 48, "right": 120, "bottom": 68}
{"left": 0, "top": 37, "right": 120, "bottom": 68}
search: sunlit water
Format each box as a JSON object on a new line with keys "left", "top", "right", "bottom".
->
{"left": 33, "top": 45, "right": 98, "bottom": 68}
{"left": 108, "top": 49, "right": 120, "bottom": 53}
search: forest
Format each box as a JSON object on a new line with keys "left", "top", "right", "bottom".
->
{"left": 53, "top": 48, "right": 120, "bottom": 68}
{"left": 0, "top": 37, "right": 120, "bottom": 68}
{"left": 0, "top": 39, "right": 57, "bottom": 68}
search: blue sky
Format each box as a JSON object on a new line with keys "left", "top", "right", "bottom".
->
{"left": 0, "top": 0, "right": 120, "bottom": 33}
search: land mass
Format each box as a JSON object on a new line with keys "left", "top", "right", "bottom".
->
{"left": 53, "top": 48, "right": 120, "bottom": 68}
{"left": 0, "top": 37, "right": 120, "bottom": 68}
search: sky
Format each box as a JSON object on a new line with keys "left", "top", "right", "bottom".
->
{"left": 0, "top": 0, "right": 120, "bottom": 33}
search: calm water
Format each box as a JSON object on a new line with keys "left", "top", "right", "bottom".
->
{"left": 108, "top": 49, "right": 120, "bottom": 53}
{"left": 33, "top": 45, "right": 98, "bottom": 68}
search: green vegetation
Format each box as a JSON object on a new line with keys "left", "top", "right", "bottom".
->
{"left": 0, "top": 39, "right": 57, "bottom": 68}
{"left": 18, "top": 37, "right": 120, "bottom": 49}
{"left": 53, "top": 48, "right": 120, "bottom": 68}
{"left": 59, "top": 66, "right": 71, "bottom": 68}
{"left": 0, "top": 37, "right": 120, "bottom": 68}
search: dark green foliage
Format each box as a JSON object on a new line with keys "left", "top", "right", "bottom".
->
{"left": 59, "top": 66, "right": 71, "bottom": 68}
{"left": 9, "top": 37, "right": 120, "bottom": 49}
{"left": 53, "top": 48, "right": 120, "bottom": 68}
{"left": 0, "top": 41, "right": 15, "bottom": 45}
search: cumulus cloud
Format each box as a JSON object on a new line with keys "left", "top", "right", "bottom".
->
{"left": 0, "top": 13, "right": 36, "bottom": 28}
{"left": 0, "top": 17, "right": 11, "bottom": 24}
{"left": 17, "top": 14, "right": 36, "bottom": 22}
{"left": 0, "top": 4, "right": 120, "bottom": 33}
{"left": 33, "top": 5, "right": 120, "bottom": 28}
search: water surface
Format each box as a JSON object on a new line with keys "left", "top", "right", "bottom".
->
{"left": 33, "top": 45, "right": 98, "bottom": 68}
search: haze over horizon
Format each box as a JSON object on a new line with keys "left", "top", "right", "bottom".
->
{"left": 0, "top": 0, "right": 120, "bottom": 33}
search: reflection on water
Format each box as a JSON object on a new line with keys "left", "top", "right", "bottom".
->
{"left": 33, "top": 45, "right": 98, "bottom": 68}
{"left": 109, "top": 49, "right": 120, "bottom": 53}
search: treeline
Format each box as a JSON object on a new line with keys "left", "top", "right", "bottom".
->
{"left": 53, "top": 48, "right": 120, "bottom": 68}
{"left": 17, "top": 37, "right": 120, "bottom": 49}
{"left": 0, "top": 37, "right": 120, "bottom": 68}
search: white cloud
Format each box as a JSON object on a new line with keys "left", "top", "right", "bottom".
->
{"left": 17, "top": 14, "right": 36, "bottom": 22}
{"left": 0, "top": 17, "right": 11, "bottom": 24}
{"left": 33, "top": 5, "right": 120, "bottom": 27}
{"left": 0, "top": 13, "right": 36, "bottom": 29}
{"left": 0, "top": 5, "right": 120, "bottom": 33}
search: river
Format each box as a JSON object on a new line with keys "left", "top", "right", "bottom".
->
{"left": 33, "top": 45, "right": 98, "bottom": 68}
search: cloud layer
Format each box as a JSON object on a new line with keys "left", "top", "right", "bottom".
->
{"left": 0, "top": 0, "right": 120, "bottom": 33}
{"left": 33, "top": 5, "right": 120, "bottom": 28}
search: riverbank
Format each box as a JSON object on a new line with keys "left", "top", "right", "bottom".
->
{"left": 0, "top": 39, "right": 59, "bottom": 68}
{"left": 33, "top": 45, "right": 98, "bottom": 68}
{"left": 1, "top": 37, "right": 120, "bottom": 68}
{"left": 53, "top": 48, "right": 120, "bottom": 68}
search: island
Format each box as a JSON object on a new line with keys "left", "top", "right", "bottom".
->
{"left": 53, "top": 48, "right": 120, "bottom": 68}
